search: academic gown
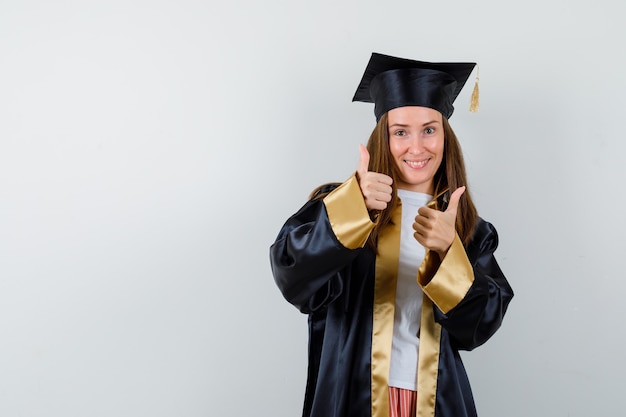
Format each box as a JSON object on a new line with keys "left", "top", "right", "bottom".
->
{"left": 269, "top": 175, "right": 514, "bottom": 417}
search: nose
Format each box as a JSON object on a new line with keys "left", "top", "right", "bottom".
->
{"left": 407, "top": 136, "right": 423, "bottom": 154}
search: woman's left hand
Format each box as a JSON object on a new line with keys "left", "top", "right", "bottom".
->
{"left": 413, "top": 187, "right": 465, "bottom": 259}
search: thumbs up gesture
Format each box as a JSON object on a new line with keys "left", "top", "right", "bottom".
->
{"left": 357, "top": 144, "right": 393, "bottom": 211}
{"left": 412, "top": 186, "right": 466, "bottom": 258}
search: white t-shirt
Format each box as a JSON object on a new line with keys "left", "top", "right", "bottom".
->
{"left": 387, "top": 189, "right": 431, "bottom": 391}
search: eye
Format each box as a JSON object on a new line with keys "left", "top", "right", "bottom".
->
{"left": 394, "top": 129, "right": 407, "bottom": 137}
{"left": 424, "top": 127, "right": 435, "bottom": 135}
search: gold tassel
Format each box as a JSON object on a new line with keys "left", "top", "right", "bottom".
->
{"left": 469, "top": 65, "right": 479, "bottom": 113}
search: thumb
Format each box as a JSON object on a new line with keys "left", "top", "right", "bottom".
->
{"left": 445, "top": 186, "right": 466, "bottom": 213}
{"left": 357, "top": 144, "right": 370, "bottom": 176}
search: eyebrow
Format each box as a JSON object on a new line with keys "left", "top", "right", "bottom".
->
{"left": 388, "top": 123, "right": 410, "bottom": 129}
{"left": 388, "top": 120, "right": 441, "bottom": 129}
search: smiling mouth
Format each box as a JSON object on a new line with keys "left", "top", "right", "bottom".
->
{"left": 405, "top": 159, "right": 429, "bottom": 169}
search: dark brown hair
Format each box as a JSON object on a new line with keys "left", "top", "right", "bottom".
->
{"left": 311, "top": 112, "right": 478, "bottom": 249}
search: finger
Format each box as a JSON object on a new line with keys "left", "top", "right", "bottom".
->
{"left": 413, "top": 215, "right": 431, "bottom": 231}
{"left": 371, "top": 190, "right": 393, "bottom": 203}
{"left": 413, "top": 231, "right": 428, "bottom": 246}
{"left": 445, "top": 186, "right": 466, "bottom": 213}
{"left": 368, "top": 200, "right": 388, "bottom": 211}
{"left": 371, "top": 172, "right": 393, "bottom": 185}
{"left": 361, "top": 176, "right": 392, "bottom": 196}
{"left": 417, "top": 206, "right": 436, "bottom": 218}
{"left": 357, "top": 144, "right": 370, "bottom": 177}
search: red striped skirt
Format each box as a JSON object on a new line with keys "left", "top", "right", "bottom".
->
{"left": 388, "top": 386, "right": 417, "bottom": 417}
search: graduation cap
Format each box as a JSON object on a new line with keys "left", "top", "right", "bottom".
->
{"left": 352, "top": 52, "right": 478, "bottom": 121}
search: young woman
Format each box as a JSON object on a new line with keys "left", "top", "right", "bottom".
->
{"left": 270, "top": 52, "right": 514, "bottom": 417}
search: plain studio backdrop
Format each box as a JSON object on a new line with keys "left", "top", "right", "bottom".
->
{"left": 1, "top": 0, "right": 624, "bottom": 416}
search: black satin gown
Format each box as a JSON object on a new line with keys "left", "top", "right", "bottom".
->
{"left": 270, "top": 181, "right": 513, "bottom": 417}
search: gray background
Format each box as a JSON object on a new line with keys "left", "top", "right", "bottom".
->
{"left": 1, "top": 0, "right": 624, "bottom": 416}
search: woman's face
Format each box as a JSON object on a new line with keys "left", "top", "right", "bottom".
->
{"left": 387, "top": 106, "right": 444, "bottom": 194}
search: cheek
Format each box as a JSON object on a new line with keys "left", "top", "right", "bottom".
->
{"left": 433, "top": 137, "right": 445, "bottom": 158}
{"left": 429, "top": 137, "right": 445, "bottom": 168}
{"left": 388, "top": 138, "right": 403, "bottom": 159}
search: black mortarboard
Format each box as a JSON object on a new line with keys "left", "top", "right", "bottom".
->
{"left": 352, "top": 52, "right": 477, "bottom": 121}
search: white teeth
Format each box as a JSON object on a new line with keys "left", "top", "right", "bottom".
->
{"left": 406, "top": 160, "right": 427, "bottom": 168}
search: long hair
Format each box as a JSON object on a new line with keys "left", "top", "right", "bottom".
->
{"left": 311, "top": 112, "right": 478, "bottom": 250}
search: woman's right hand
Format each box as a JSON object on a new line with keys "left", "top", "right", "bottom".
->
{"left": 357, "top": 144, "right": 393, "bottom": 211}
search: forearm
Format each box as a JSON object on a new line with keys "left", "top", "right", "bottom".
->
{"left": 270, "top": 175, "right": 376, "bottom": 311}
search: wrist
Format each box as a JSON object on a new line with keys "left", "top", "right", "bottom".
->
{"left": 435, "top": 240, "right": 453, "bottom": 260}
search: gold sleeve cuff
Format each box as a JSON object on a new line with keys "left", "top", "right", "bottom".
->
{"left": 418, "top": 234, "right": 474, "bottom": 314}
{"left": 322, "top": 174, "right": 375, "bottom": 249}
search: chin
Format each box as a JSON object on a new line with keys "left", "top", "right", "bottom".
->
{"left": 400, "top": 176, "right": 433, "bottom": 193}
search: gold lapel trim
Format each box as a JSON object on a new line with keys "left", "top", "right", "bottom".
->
{"left": 416, "top": 252, "right": 442, "bottom": 417}
{"left": 371, "top": 203, "right": 401, "bottom": 417}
